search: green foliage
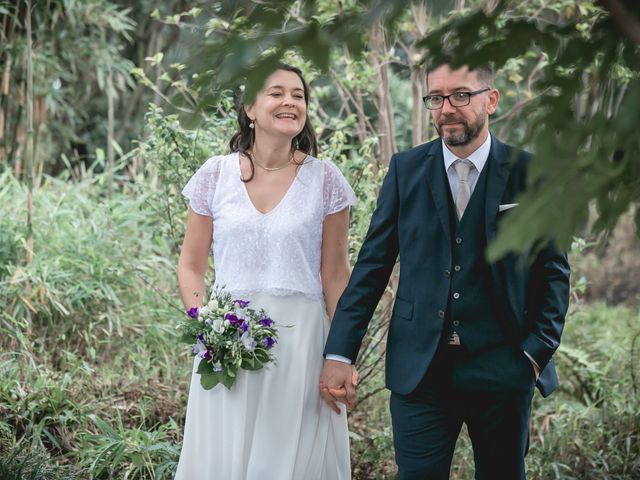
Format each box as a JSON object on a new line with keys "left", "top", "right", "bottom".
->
{"left": 78, "top": 414, "right": 179, "bottom": 479}
{"left": 0, "top": 170, "right": 177, "bottom": 345}
{"left": 0, "top": 168, "right": 186, "bottom": 478}
{"left": 0, "top": 0, "right": 138, "bottom": 170}
{"left": 183, "top": 0, "right": 415, "bottom": 103}
{"left": 134, "top": 102, "right": 236, "bottom": 252}
{"left": 0, "top": 440, "right": 83, "bottom": 480}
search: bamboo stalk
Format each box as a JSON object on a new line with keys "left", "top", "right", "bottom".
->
{"left": 107, "top": 68, "right": 115, "bottom": 199}
{"left": 1, "top": 54, "right": 10, "bottom": 95}
{"left": 25, "top": 0, "right": 34, "bottom": 264}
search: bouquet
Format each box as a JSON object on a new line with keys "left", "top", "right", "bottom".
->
{"left": 177, "top": 290, "right": 278, "bottom": 390}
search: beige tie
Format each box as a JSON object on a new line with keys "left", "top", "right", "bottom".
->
{"left": 454, "top": 159, "right": 472, "bottom": 220}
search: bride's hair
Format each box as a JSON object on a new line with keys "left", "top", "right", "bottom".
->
{"left": 229, "top": 63, "right": 318, "bottom": 182}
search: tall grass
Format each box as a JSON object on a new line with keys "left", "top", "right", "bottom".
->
{"left": 0, "top": 167, "right": 187, "bottom": 478}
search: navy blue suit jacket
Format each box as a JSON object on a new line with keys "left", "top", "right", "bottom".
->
{"left": 324, "top": 136, "right": 571, "bottom": 397}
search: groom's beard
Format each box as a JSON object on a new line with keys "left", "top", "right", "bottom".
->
{"left": 436, "top": 114, "right": 485, "bottom": 147}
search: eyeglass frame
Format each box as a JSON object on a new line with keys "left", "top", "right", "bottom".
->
{"left": 422, "top": 87, "right": 492, "bottom": 110}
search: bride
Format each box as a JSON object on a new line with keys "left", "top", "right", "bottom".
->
{"left": 174, "top": 64, "right": 357, "bottom": 480}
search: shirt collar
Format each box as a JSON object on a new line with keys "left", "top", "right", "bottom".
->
{"left": 442, "top": 132, "right": 492, "bottom": 173}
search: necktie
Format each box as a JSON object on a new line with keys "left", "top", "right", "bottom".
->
{"left": 454, "top": 159, "right": 472, "bottom": 220}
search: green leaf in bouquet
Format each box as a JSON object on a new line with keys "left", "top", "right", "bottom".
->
{"left": 200, "top": 373, "right": 220, "bottom": 390}
{"left": 254, "top": 350, "right": 270, "bottom": 363}
{"left": 221, "top": 369, "right": 237, "bottom": 390}
{"left": 241, "top": 356, "right": 262, "bottom": 371}
{"left": 196, "top": 359, "right": 213, "bottom": 375}
{"left": 179, "top": 332, "right": 196, "bottom": 344}
{"left": 240, "top": 357, "right": 254, "bottom": 370}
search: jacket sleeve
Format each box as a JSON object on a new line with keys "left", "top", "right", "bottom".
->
{"left": 323, "top": 155, "right": 401, "bottom": 362}
{"left": 520, "top": 242, "right": 571, "bottom": 369}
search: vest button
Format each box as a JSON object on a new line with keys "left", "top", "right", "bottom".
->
{"left": 454, "top": 265, "right": 461, "bottom": 272}
{"left": 438, "top": 310, "right": 445, "bottom": 318}
{"left": 453, "top": 320, "right": 460, "bottom": 327}
{"left": 453, "top": 292, "right": 460, "bottom": 299}
{"left": 455, "top": 237, "right": 463, "bottom": 244}
{"left": 444, "top": 270, "right": 450, "bottom": 278}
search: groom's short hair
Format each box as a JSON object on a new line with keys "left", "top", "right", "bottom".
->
{"left": 427, "top": 54, "right": 494, "bottom": 88}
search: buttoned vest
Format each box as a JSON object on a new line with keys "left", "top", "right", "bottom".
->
{"left": 443, "top": 159, "right": 507, "bottom": 352}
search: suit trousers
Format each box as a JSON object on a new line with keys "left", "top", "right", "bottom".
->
{"left": 390, "top": 343, "right": 535, "bottom": 480}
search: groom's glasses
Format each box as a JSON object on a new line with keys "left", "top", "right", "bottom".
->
{"left": 422, "top": 88, "right": 491, "bottom": 110}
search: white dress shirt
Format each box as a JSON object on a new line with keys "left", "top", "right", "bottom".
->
{"left": 442, "top": 132, "right": 491, "bottom": 198}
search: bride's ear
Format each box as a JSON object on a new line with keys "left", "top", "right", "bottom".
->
{"left": 244, "top": 104, "right": 254, "bottom": 121}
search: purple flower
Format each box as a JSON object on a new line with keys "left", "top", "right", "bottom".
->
{"left": 239, "top": 321, "right": 250, "bottom": 333}
{"left": 202, "top": 350, "right": 211, "bottom": 360}
{"left": 234, "top": 299, "right": 250, "bottom": 308}
{"left": 187, "top": 307, "right": 199, "bottom": 319}
{"left": 224, "top": 312, "right": 243, "bottom": 326}
{"left": 259, "top": 317, "right": 274, "bottom": 327}
{"left": 261, "top": 336, "right": 276, "bottom": 349}
{"left": 193, "top": 336, "right": 207, "bottom": 357}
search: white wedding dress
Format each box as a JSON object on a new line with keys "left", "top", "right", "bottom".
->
{"left": 175, "top": 152, "right": 355, "bottom": 480}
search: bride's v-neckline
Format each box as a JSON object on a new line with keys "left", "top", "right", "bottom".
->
{"left": 237, "top": 152, "right": 306, "bottom": 216}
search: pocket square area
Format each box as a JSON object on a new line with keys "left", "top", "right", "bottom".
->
{"left": 498, "top": 203, "right": 519, "bottom": 212}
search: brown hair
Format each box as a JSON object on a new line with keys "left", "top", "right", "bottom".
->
{"left": 229, "top": 64, "right": 318, "bottom": 182}
{"left": 426, "top": 54, "right": 494, "bottom": 88}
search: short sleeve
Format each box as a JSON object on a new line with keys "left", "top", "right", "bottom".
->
{"left": 181, "top": 156, "right": 221, "bottom": 218}
{"left": 323, "top": 161, "right": 357, "bottom": 217}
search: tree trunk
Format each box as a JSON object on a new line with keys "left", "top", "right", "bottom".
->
{"left": 369, "top": 23, "right": 397, "bottom": 166}
{"left": 411, "top": 2, "right": 431, "bottom": 146}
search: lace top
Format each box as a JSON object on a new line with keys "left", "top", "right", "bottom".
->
{"left": 182, "top": 152, "right": 356, "bottom": 301}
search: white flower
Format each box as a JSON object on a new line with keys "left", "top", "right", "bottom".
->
{"left": 235, "top": 307, "right": 247, "bottom": 320}
{"left": 213, "top": 362, "right": 223, "bottom": 372}
{"left": 211, "top": 318, "right": 225, "bottom": 333}
{"left": 200, "top": 305, "right": 210, "bottom": 316}
{"left": 240, "top": 331, "right": 257, "bottom": 351}
{"left": 208, "top": 298, "right": 219, "bottom": 310}
{"left": 224, "top": 319, "right": 231, "bottom": 327}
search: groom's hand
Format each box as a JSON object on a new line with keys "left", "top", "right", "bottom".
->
{"left": 319, "top": 360, "right": 357, "bottom": 413}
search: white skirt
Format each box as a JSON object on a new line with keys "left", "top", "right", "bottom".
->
{"left": 174, "top": 292, "right": 351, "bottom": 480}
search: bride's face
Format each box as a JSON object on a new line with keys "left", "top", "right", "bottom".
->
{"left": 244, "top": 69, "right": 307, "bottom": 141}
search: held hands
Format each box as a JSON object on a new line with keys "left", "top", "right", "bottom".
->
{"left": 319, "top": 360, "right": 359, "bottom": 414}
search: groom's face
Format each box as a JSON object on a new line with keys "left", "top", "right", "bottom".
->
{"left": 426, "top": 65, "right": 498, "bottom": 148}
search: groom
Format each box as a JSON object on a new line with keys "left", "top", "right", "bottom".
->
{"left": 320, "top": 61, "right": 570, "bottom": 479}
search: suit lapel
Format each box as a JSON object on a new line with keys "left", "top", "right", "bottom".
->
{"left": 484, "top": 138, "right": 519, "bottom": 316}
{"left": 484, "top": 138, "right": 510, "bottom": 244}
{"left": 424, "top": 141, "right": 452, "bottom": 247}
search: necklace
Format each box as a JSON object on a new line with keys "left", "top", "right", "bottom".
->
{"left": 248, "top": 151, "right": 293, "bottom": 172}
